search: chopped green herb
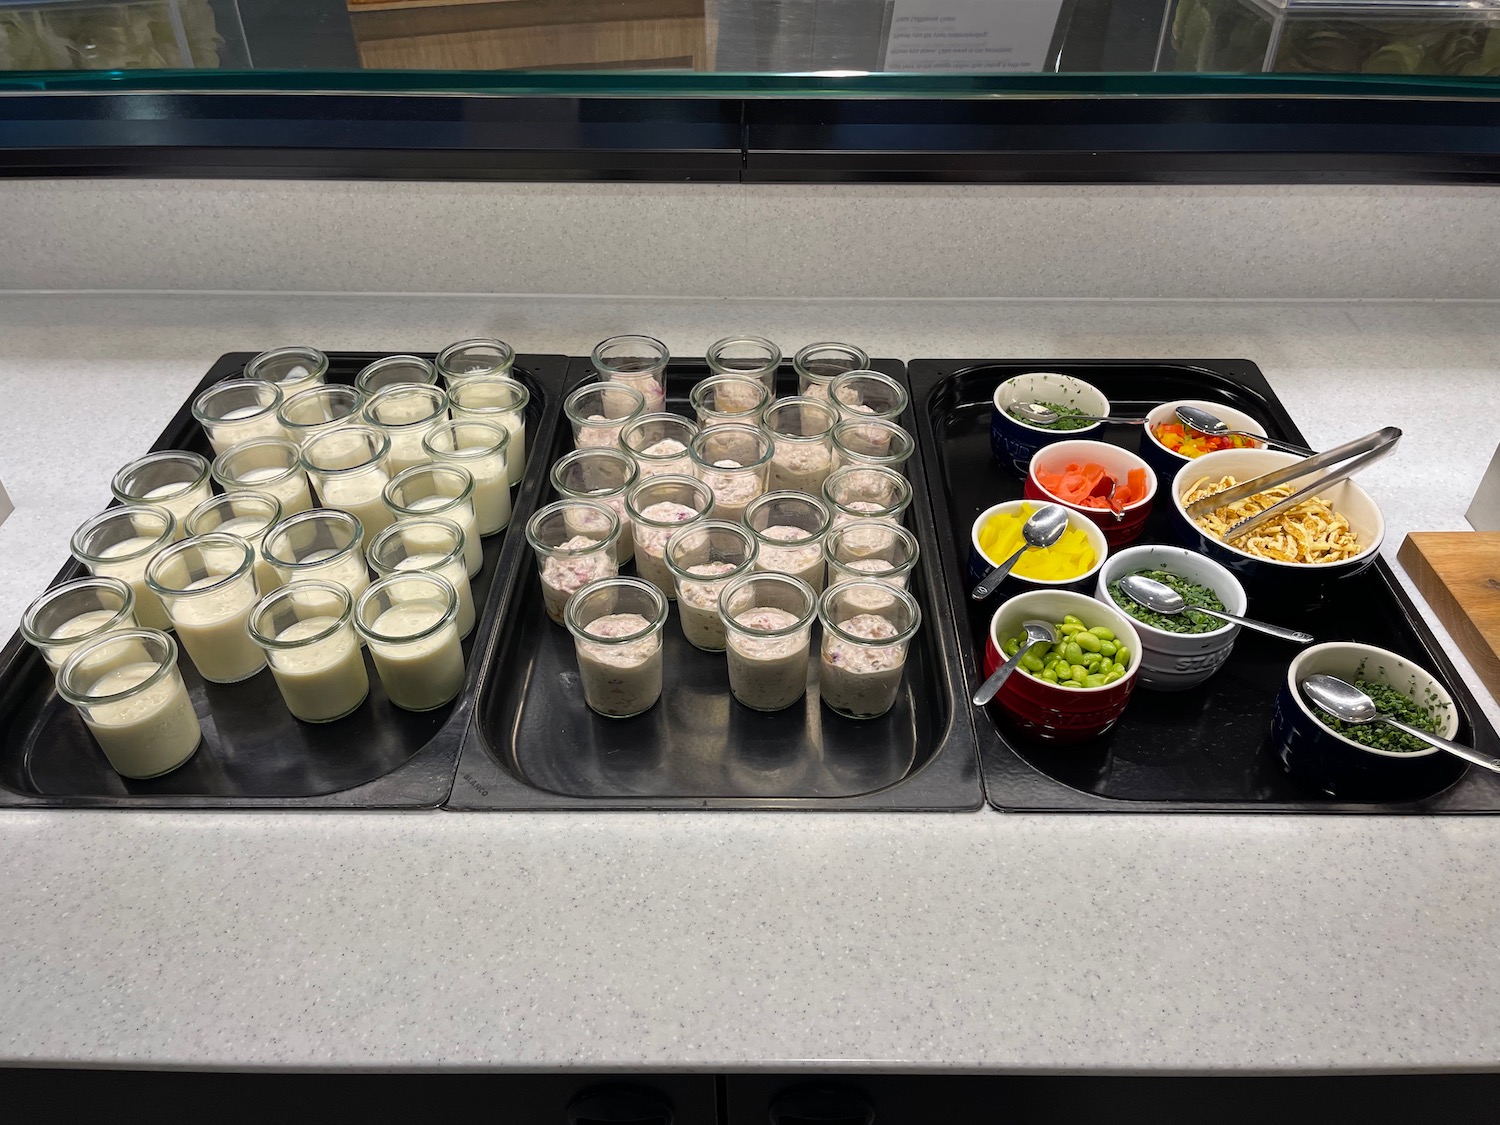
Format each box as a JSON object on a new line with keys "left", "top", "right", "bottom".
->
{"left": 1009, "top": 400, "right": 1093, "bottom": 431}
{"left": 1108, "top": 569, "right": 1226, "bottom": 634}
{"left": 1310, "top": 678, "right": 1441, "bottom": 753}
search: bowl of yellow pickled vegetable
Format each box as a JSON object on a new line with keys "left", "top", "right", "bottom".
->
{"left": 967, "top": 499, "right": 1108, "bottom": 596}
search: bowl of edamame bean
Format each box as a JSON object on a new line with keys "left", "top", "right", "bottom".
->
{"left": 1274, "top": 641, "right": 1463, "bottom": 801}
{"left": 1095, "top": 544, "right": 1247, "bottom": 692}
{"left": 982, "top": 590, "right": 1143, "bottom": 744}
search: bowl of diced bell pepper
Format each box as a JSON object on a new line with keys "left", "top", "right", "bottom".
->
{"left": 1140, "top": 398, "right": 1267, "bottom": 482}
{"left": 967, "top": 499, "right": 1108, "bottom": 598}
{"left": 1023, "top": 440, "right": 1157, "bottom": 549}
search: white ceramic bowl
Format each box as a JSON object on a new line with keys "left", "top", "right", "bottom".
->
{"left": 1140, "top": 398, "right": 1269, "bottom": 478}
{"left": 989, "top": 373, "right": 1109, "bottom": 472}
{"left": 968, "top": 499, "right": 1109, "bottom": 596}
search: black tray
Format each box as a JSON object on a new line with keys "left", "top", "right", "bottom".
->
{"left": 910, "top": 358, "right": 1500, "bottom": 814}
{"left": 0, "top": 350, "right": 568, "bottom": 809}
{"left": 446, "top": 358, "right": 983, "bottom": 810}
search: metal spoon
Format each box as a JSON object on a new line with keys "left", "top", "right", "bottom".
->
{"left": 1117, "top": 574, "right": 1314, "bottom": 643}
{"left": 1300, "top": 674, "right": 1500, "bottom": 773}
{"left": 973, "top": 620, "right": 1058, "bottom": 706}
{"left": 1174, "top": 405, "right": 1313, "bottom": 456}
{"left": 1087, "top": 473, "right": 1125, "bottom": 522}
{"left": 971, "top": 504, "right": 1070, "bottom": 601}
{"left": 1010, "top": 402, "right": 1144, "bottom": 426}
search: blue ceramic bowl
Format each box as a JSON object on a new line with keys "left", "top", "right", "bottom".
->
{"left": 1139, "top": 398, "right": 1268, "bottom": 483}
{"left": 1273, "top": 642, "right": 1464, "bottom": 801}
{"left": 989, "top": 373, "right": 1109, "bottom": 473}
{"left": 967, "top": 500, "right": 1108, "bottom": 598}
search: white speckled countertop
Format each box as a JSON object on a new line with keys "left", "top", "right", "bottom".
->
{"left": 3, "top": 293, "right": 1500, "bottom": 1073}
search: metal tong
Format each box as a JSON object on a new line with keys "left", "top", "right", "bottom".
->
{"left": 1183, "top": 426, "right": 1401, "bottom": 542}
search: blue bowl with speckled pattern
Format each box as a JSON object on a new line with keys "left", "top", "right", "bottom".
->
{"left": 989, "top": 373, "right": 1108, "bottom": 473}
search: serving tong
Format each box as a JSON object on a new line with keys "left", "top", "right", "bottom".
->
{"left": 1183, "top": 426, "right": 1401, "bottom": 543}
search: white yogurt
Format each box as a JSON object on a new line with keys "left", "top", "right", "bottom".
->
{"left": 278, "top": 548, "right": 370, "bottom": 605}
{"left": 168, "top": 575, "right": 266, "bottom": 683}
{"left": 265, "top": 616, "right": 370, "bottom": 723}
{"left": 676, "top": 560, "right": 737, "bottom": 651}
{"left": 214, "top": 515, "right": 282, "bottom": 593}
{"left": 81, "top": 662, "right": 201, "bottom": 777}
{"left": 539, "top": 535, "right": 616, "bottom": 625}
{"left": 820, "top": 614, "right": 907, "bottom": 719}
{"left": 633, "top": 501, "right": 701, "bottom": 596}
{"left": 456, "top": 449, "right": 511, "bottom": 535}
{"left": 753, "top": 526, "right": 826, "bottom": 593}
{"left": 393, "top": 553, "right": 475, "bottom": 637}
{"left": 768, "top": 443, "right": 833, "bottom": 495}
{"left": 367, "top": 601, "right": 464, "bottom": 711}
{"left": 141, "top": 481, "right": 212, "bottom": 524}
{"left": 209, "top": 405, "right": 284, "bottom": 454}
{"left": 726, "top": 607, "right": 810, "bottom": 711}
{"left": 700, "top": 460, "right": 764, "bottom": 523}
{"left": 401, "top": 495, "right": 483, "bottom": 577}
{"left": 573, "top": 612, "right": 663, "bottom": 718}
{"left": 95, "top": 537, "right": 170, "bottom": 630}
{"left": 315, "top": 471, "right": 394, "bottom": 538}
{"left": 233, "top": 465, "right": 312, "bottom": 515}
{"left": 40, "top": 609, "right": 128, "bottom": 671}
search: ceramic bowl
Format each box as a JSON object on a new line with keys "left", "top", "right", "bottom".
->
{"left": 1140, "top": 398, "right": 1268, "bottom": 482}
{"left": 989, "top": 373, "right": 1108, "bottom": 473}
{"left": 967, "top": 499, "right": 1109, "bottom": 598}
{"left": 1024, "top": 439, "right": 1157, "bottom": 550}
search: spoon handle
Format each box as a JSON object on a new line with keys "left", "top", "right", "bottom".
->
{"left": 1200, "top": 607, "right": 1314, "bottom": 644}
{"left": 972, "top": 646, "right": 1029, "bottom": 706}
{"left": 970, "top": 544, "right": 1028, "bottom": 601}
{"left": 1238, "top": 432, "right": 1314, "bottom": 456}
{"left": 1380, "top": 717, "right": 1500, "bottom": 774}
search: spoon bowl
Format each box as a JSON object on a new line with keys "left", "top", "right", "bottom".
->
{"left": 971, "top": 504, "right": 1070, "bottom": 601}
{"left": 1118, "top": 574, "right": 1314, "bottom": 644}
{"left": 1301, "top": 674, "right": 1500, "bottom": 774}
{"left": 1175, "top": 404, "right": 1313, "bottom": 456}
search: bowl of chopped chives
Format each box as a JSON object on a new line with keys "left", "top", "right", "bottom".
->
{"left": 1274, "top": 641, "right": 1464, "bottom": 802}
{"left": 1095, "top": 544, "right": 1247, "bottom": 692}
{"left": 989, "top": 372, "right": 1109, "bottom": 474}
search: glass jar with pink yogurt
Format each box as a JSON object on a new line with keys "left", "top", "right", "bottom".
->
{"left": 564, "top": 381, "right": 646, "bottom": 451}
{"left": 625, "top": 474, "right": 714, "bottom": 598}
{"left": 665, "top": 520, "right": 758, "bottom": 653}
{"left": 744, "top": 491, "right": 832, "bottom": 595}
{"left": 817, "top": 580, "right": 921, "bottom": 720}
{"left": 688, "top": 423, "right": 774, "bottom": 523}
{"left": 565, "top": 576, "right": 669, "bottom": 719}
{"left": 551, "top": 447, "right": 641, "bottom": 565}
{"left": 718, "top": 572, "right": 818, "bottom": 713}
{"left": 824, "top": 519, "right": 921, "bottom": 592}
{"left": 592, "top": 335, "right": 670, "bottom": 415}
{"left": 524, "top": 499, "right": 621, "bottom": 626}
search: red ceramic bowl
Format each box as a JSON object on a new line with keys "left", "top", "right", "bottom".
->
{"left": 981, "top": 589, "right": 1143, "bottom": 745}
{"left": 1023, "top": 440, "right": 1157, "bottom": 549}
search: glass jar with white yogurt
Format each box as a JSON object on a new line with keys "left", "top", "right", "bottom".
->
{"left": 745, "top": 491, "right": 833, "bottom": 595}
{"left": 592, "top": 335, "right": 670, "bottom": 415}
{"left": 277, "top": 383, "right": 365, "bottom": 448}
{"left": 817, "top": 581, "right": 921, "bottom": 720}
{"left": 688, "top": 423, "right": 774, "bottom": 523}
{"left": 353, "top": 571, "right": 466, "bottom": 712}
{"left": 448, "top": 376, "right": 529, "bottom": 487}
{"left": 186, "top": 490, "right": 285, "bottom": 594}
{"left": 821, "top": 464, "right": 914, "bottom": 529}
{"left": 436, "top": 337, "right": 516, "bottom": 387}
{"left": 552, "top": 447, "right": 640, "bottom": 565}
{"left": 621, "top": 413, "right": 700, "bottom": 480}
{"left": 262, "top": 508, "right": 371, "bottom": 606}
{"left": 830, "top": 418, "right": 915, "bottom": 475}
{"left": 706, "top": 335, "right": 781, "bottom": 397}
{"left": 828, "top": 370, "right": 909, "bottom": 427}
{"left": 146, "top": 533, "right": 266, "bottom": 684}
{"left": 718, "top": 571, "right": 818, "bottom": 713}
{"left": 300, "top": 423, "right": 396, "bottom": 539}
{"left": 762, "top": 396, "right": 839, "bottom": 495}
{"left": 248, "top": 579, "right": 370, "bottom": 723}
{"left": 422, "top": 419, "right": 511, "bottom": 536}
{"left": 361, "top": 383, "right": 450, "bottom": 476}
{"left": 57, "top": 628, "right": 202, "bottom": 778}
{"left": 564, "top": 576, "right": 669, "bottom": 719}
{"left": 690, "top": 373, "right": 770, "bottom": 430}
{"left": 564, "top": 381, "right": 646, "bottom": 452}
{"left": 383, "top": 463, "right": 483, "bottom": 577}
{"left": 367, "top": 516, "right": 476, "bottom": 638}
{"left": 354, "top": 354, "right": 438, "bottom": 399}
{"left": 793, "top": 341, "right": 868, "bottom": 400}
{"left": 21, "top": 575, "right": 137, "bottom": 675}
{"left": 525, "top": 499, "right": 621, "bottom": 626}
{"left": 191, "top": 378, "right": 286, "bottom": 455}
{"left": 245, "top": 346, "right": 328, "bottom": 397}
{"left": 70, "top": 504, "right": 177, "bottom": 630}
{"left": 664, "top": 520, "right": 757, "bottom": 653}
{"left": 110, "top": 450, "right": 213, "bottom": 528}
{"left": 625, "top": 474, "right": 714, "bottom": 597}
{"left": 824, "top": 519, "right": 921, "bottom": 591}
{"left": 212, "top": 436, "right": 313, "bottom": 516}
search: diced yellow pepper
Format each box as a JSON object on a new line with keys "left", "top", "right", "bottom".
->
{"left": 978, "top": 502, "right": 1095, "bottom": 581}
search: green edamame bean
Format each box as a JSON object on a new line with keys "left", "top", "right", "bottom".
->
{"left": 1021, "top": 652, "right": 1044, "bottom": 673}
{"left": 1058, "top": 622, "right": 1084, "bottom": 636}
{"left": 1061, "top": 679, "right": 1083, "bottom": 688}
{"left": 1110, "top": 661, "right": 1126, "bottom": 676}
{"left": 1098, "top": 640, "right": 1117, "bottom": 657}
{"left": 1041, "top": 667, "right": 1059, "bottom": 683}
{"left": 1102, "top": 670, "right": 1121, "bottom": 684}
{"left": 1084, "top": 674, "right": 1105, "bottom": 688}
{"left": 1089, "top": 626, "right": 1115, "bottom": 641}
{"left": 1064, "top": 642, "right": 1084, "bottom": 665}
{"left": 1075, "top": 631, "right": 1101, "bottom": 653}
{"left": 1115, "top": 645, "right": 1130, "bottom": 667}
{"left": 1063, "top": 614, "right": 1082, "bottom": 626}
{"left": 1071, "top": 664, "right": 1089, "bottom": 682}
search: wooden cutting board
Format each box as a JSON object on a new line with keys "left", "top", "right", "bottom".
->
{"left": 1399, "top": 531, "right": 1500, "bottom": 697}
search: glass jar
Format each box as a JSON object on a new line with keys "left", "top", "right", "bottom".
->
{"left": 762, "top": 396, "right": 838, "bottom": 495}
{"left": 300, "top": 424, "right": 395, "bottom": 538}
{"left": 688, "top": 423, "right": 774, "bottom": 523}
{"left": 793, "top": 341, "right": 869, "bottom": 400}
{"left": 564, "top": 576, "right": 669, "bottom": 719}
{"left": 817, "top": 581, "right": 922, "bottom": 720}
{"left": 551, "top": 447, "right": 640, "bottom": 564}
{"left": 706, "top": 335, "right": 781, "bottom": 396}
{"left": 70, "top": 504, "right": 177, "bottom": 630}
{"left": 830, "top": 418, "right": 916, "bottom": 474}
{"left": 110, "top": 450, "right": 213, "bottom": 527}
{"left": 436, "top": 337, "right": 516, "bottom": 386}
{"left": 625, "top": 474, "right": 714, "bottom": 597}
{"left": 828, "top": 370, "right": 910, "bottom": 426}
{"left": 57, "top": 628, "right": 201, "bottom": 779}
{"left": 191, "top": 378, "right": 285, "bottom": 455}
{"left": 353, "top": 571, "right": 465, "bottom": 712}
{"left": 690, "top": 373, "right": 771, "bottom": 430}
{"left": 620, "top": 413, "right": 700, "bottom": 479}
{"left": 718, "top": 572, "right": 818, "bottom": 713}
{"left": 360, "top": 383, "right": 450, "bottom": 476}
{"left": 245, "top": 346, "right": 328, "bottom": 396}
{"left": 565, "top": 381, "right": 646, "bottom": 451}
{"left": 212, "top": 436, "right": 313, "bottom": 516}
{"left": 145, "top": 533, "right": 266, "bottom": 684}
{"left": 186, "top": 490, "right": 285, "bottom": 593}
{"left": 744, "top": 491, "right": 833, "bottom": 595}
{"left": 382, "top": 464, "right": 482, "bottom": 577}
{"left": 354, "top": 354, "right": 438, "bottom": 398}
{"left": 524, "top": 499, "right": 621, "bottom": 626}
{"left": 262, "top": 508, "right": 371, "bottom": 605}
{"left": 248, "top": 579, "right": 368, "bottom": 723}
{"left": 824, "top": 519, "right": 921, "bottom": 590}
{"left": 422, "top": 419, "right": 511, "bottom": 536}
{"left": 21, "top": 575, "right": 137, "bottom": 675}
{"left": 448, "top": 376, "right": 530, "bottom": 487}
{"left": 822, "top": 465, "right": 914, "bottom": 528}
{"left": 664, "top": 520, "right": 758, "bottom": 653}
{"left": 367, "top": 516, "right": 475, "bottom": 638}
{"left": 592, "top": 334, "right": 669, "bottom": 415}
{"left": 277, "top": 383, "right": 364, "bottom": 448}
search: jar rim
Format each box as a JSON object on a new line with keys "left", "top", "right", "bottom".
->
{"left": 56, "top": 628, "right": 178, "bottom": 707}
{"left": 247, "top": 578, "right": 355, "bottom": 649}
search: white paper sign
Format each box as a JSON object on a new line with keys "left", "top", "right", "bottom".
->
{"left": 884, "top": 0, "right": 1068, "bottom": 73}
